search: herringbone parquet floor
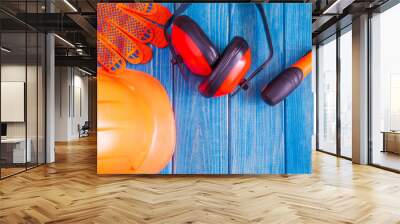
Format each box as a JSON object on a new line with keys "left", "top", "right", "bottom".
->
{"left": 1, "top": 135, "right": 400, "bottom": 224}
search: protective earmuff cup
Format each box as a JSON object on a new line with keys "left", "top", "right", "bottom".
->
{"left": 171, "top": 15, "right": 219, "bottom": 76}
{"left": 199, "top": 36, "right": 251, "bottom": 97}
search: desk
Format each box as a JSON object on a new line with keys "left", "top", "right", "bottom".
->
{"left": 1, "top": 138, "right": 31, "bottom": 163}
{"left": 382, "top": 131, "right": 400, "bottom": 154}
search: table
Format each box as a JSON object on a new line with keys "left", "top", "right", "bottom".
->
{"left": 1, "top": 138, "right": 32, "bottom": 164}
{"left": 382, "top": 131, "right": 400, "bottom": 154}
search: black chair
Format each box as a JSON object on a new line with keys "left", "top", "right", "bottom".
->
{"left": 79, "top": 121, "right": 90, "bottom": 138}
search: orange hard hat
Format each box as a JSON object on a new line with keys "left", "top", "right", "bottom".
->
{"left": 97, "top": 68, "right": 176, "bottom": 174}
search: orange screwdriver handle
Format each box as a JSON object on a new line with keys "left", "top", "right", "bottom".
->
{"left": 292, "top": 51, "right": 312, "bottom": 79}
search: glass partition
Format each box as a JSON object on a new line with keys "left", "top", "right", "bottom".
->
{"left": 370, "top": 3, "right": 400, "bottom": 171}
{"left": 27, "top": 31, "right": 38, "bottom": 169}
{"left": 26, "top": 0, "right": 42, "bottom": 169}
{"left": 339, "top": 28, "right": 352, "bottom": 158}
{"left": 1, "top": 30, "right": 28, "bottom": 177}
{"left": 317, "top": 36, "right": 337, "bottom": 154}
{"left": 0, "top": 0, "right": 46, "bottom": 179}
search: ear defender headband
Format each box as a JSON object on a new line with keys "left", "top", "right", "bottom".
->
{"left": 164, "top": 3, "right": 274, "bottom": 97}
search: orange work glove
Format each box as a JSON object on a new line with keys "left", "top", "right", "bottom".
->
{"left": 97, "top": 3, "right": 172, "bottom": 74}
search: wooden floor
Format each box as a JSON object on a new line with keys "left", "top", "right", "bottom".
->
{"left": 1, "top": 167, "right": 26, "bottom": 178}
{"left": 1, "top": 136, "right": 400, "bottom": 223}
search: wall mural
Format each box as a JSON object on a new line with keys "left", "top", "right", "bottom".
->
{"left": 97, "top": 3, "right": 313, "bottom": 174}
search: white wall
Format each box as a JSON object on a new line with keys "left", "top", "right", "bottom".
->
{"left": 72, "top": 73, "right": 89, "bottom": 138}
{"left": 1, "top": 82, "right": 25, "bottom": 122}
{"left": 55, "top": 67, "right": 70, "bottom": 141}
{"left": 1, "top": 63, "right": 46, "bottom": 163}
{"left": 1, "top": 65, "right": 39, "bottom": 138}
{"left": 54, "top": 67, "right": 89, "bottom": 141}
{"left": 1, "top": 65, "right": 26, "bottom": 139}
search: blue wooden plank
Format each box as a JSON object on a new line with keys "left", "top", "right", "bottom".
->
{"left": 172, "top": 3, "right": 230, "bottom": 174}
{"left": 284, "top": 4, "right": 313, "bottom": 174}
{"left": 126, "top": 3, "right": 175, "bottom": 174}
{"left": 229, "top": 3, "right": 285, "bottom": 174}
{"left": 124, "top": 3, "right": 313, "bottom": 174}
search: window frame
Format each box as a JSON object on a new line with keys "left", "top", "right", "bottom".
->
{"left": 315, "top": 24, "right": 353, "bottom": 161}
{"left": 367, "top": 2, "right": 400, "bottom": 173}
{"left": 0, "top": 0, "right": 48, "bottom": 180}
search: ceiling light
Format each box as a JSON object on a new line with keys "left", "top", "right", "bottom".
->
{"left": 322, "top": 0, "right": 354, "bottom": 15}
{"left": 54, "top": 34, "right": 75, "bottom": 48}
{"left": 1, "top": 47, "right": 11, "bottom": 53}
{"left": 63, "top": 0, "right": 78, "bottom": 12}
{"left": 78, "top": 67, "right": 93, "bottom": 76}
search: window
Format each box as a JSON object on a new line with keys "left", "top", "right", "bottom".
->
{"left": 339, "top": 28, "right": 352, "bottom": 158}
{"left": 316, "top": 26, "right": 353, "bottom": 159}
{"left": 317, "top": 36, "right": 337, "bottom": 154}
{"left": 370, "top": 3, "right": 400, "bottom": 171}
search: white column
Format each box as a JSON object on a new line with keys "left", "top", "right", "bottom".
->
{"left": 352, "top": 14, "right": 369, "bottom": 164}
{"left": 46, "top": 32, "right": 55, "bottom": 163}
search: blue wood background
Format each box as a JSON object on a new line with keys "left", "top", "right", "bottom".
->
{"left": 129, "top": 3, "right": 312, "bottom": 174}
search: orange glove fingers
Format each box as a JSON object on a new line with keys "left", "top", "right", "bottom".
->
{"left": 115, "top": 3, "right": 169, "bottom": 48}
{"left": 97, "top": 3, "right": 172, "bottom": 71}
{"left": 97, "top": 37, "right": 126, "bottom": 74}
{"left": 99, "top": 4, "right": 154, "bottom": 45}
{"left": 111, "top": 11, "right": 168, "bottom": 48}
{"left": 99, "top": 19, "right": 147, "bottom": 64}
{"left": 118, "top": 3, "right": 172, "bottom": 26}
{"left": 137, "top": 42, "right": 153, "bottom": 64}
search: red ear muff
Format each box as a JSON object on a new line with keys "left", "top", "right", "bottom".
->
{"left": 171, "top": 15, "right": 219, "bottom": 76}
{"left": 199, "top": 37, "right": 251, "bottom": 97}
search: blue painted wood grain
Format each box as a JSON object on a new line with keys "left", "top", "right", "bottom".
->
{"left": 126, "top": 3, "right": 312, "bottom": 174}
{"left": 284, "top": 4, "right": 313, "bottom": 174}
{"left": 229, "top": 4, "right": 285, "bottom": 174}
{"left": 172, "top": 3, "right": 230, "bottom": 174}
